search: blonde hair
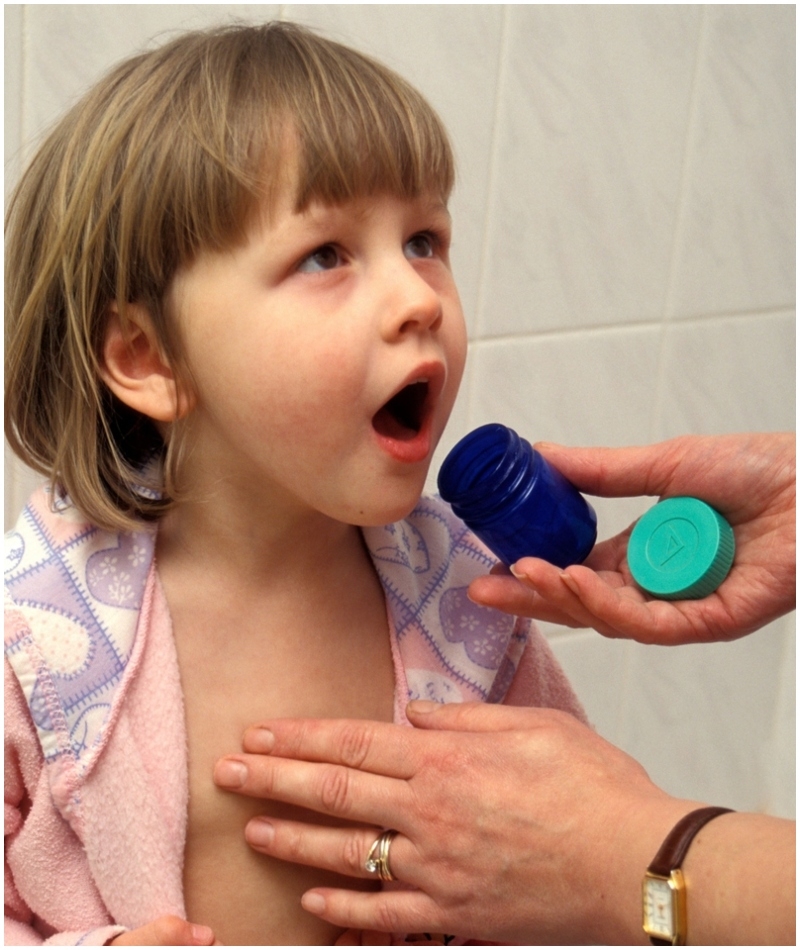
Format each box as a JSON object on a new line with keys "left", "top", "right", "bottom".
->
{"left": 5, "top": 21, "right": 455, "bottom": 532}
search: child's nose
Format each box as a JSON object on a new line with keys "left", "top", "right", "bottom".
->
{"left": 380, "top": 263, "right": 443, "bottom": 340}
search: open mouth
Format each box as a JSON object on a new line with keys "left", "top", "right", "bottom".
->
{"left": 372, "top": 381, "right": 430, "bottom": 441}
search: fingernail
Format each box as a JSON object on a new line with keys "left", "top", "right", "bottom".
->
{"left": 246, "top": 817, "right": 275, "bottom": 847}
{"left": 406, "top": 699, "right": 438, "bottom": 715}
{"left": 560, "top": 572, "right": 580, "bottom": 594}
{"left": 244, "top": 727, "right": 275, "bottom": 753}
{"left": 214, "top": 758, "right": 248, "bottom": 788}
{"left": 301, "top": 891, "right": 326, "bottom": 915}
{"left": 190, "top": 923, "right": 214, "bottom": 945}
{"left": 509, "top": 563, "right": 529, "bottom": 580}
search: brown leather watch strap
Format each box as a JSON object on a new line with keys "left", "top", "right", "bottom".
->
{"left": 648, "top": 806, "right": 734, "bottom": 877}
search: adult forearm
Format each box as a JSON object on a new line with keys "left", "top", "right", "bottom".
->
{"left": 680, "top": 812, "right": 795, "bottom": 945}
{"left": 603, "top": 807, "right": 795, "bottom": 946}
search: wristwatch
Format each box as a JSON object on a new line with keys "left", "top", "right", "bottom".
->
{"left": 642, "top": 806, "right": 733, "bottom": 945}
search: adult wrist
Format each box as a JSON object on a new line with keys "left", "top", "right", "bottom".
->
{"left": 642, "top": 806, "right": 734, "bottom": 945}
{"left": 594, "top": 796, "right": 703, "bottom": 946}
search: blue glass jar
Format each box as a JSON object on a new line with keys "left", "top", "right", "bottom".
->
{"left": 437, "top": 424, "right": 597, "bottom": 568}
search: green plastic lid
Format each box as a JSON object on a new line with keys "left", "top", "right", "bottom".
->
{"left": 628, "top": 497, "right": 735, "bottom": 600}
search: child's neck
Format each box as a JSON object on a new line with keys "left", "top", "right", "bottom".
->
{"left": 156, "top": 487, "right": 366, "bottom": 589}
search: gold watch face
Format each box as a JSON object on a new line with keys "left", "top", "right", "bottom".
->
{"left": 643, "top": 874, "right": 676, "bottom": 940}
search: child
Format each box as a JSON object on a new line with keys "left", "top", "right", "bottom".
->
{"left": 4, "top": 22, "right": 586, "bottom": 946}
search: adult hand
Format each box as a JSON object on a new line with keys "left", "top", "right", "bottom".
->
{"left": 468, "top": 432, "right": 796, "bottom": 645}
{"left": 214, "top": 702, "right": 695, "bottom": 945}
{"left": 109, "top": 915, "right": 217, "bottom": 945}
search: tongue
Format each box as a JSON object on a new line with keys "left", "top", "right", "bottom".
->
{"left": 372, "top": 382, "right": 427, "bottom": 441}
{"left": 372, "top": 405, "right": 417, "bottom": 441}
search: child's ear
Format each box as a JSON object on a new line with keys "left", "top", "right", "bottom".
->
{"left": 100, "top": 303, "right": 194, "bottom": 422}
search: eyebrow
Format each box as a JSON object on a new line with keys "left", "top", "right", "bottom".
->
{"left": 415, "top": 196, "right": 451, "bottom": 220}
{"left": 427, "top": 207, "right": 452, "bottom": 229}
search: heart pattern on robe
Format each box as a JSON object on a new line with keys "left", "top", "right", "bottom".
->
{"left": 364, "top": 497, "right": 524, "bottom": 702}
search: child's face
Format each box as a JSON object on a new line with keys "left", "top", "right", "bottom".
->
{"left": 167, "top": 190, "right": 467, "bottom": 526}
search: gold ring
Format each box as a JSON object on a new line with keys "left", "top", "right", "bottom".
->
{"left": 364, "top": 829, "right": 397, "bottom": 881}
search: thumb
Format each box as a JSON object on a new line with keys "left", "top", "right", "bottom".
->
{"left": 406, "top": 700, "right": 549, "bottom": 733}
{"left": 110, "top": 916, "right": 216, "bottom": 946}
{"left": 534, "top": 440, "right": 679, "bottom": 499}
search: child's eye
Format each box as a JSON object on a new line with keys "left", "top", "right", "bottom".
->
{"left": 404, "top": 232, "right": 437, "bottom": 260}
{"left": 297, "top": 244, "right": 344, "bottom": 273}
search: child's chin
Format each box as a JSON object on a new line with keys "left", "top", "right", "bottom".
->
{"left": 353, "top": 488, "right": 427, "bottom": 528}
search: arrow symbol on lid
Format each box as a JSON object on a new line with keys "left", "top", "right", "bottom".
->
{"left": 659, "top": 528, "right": 685, "bottom": 566}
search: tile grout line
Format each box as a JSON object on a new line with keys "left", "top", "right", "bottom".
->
{"left": 468, "top": 304, "right": 795, "bottom": 348}
{"left": 467, "top": 4, "right": 510, "bottom": 427}
{"left": 648, "top": 7, "right": 710, "bottom": 445}
{"left": 764, "top": 619, "right": 796, "bottom": 817}
{"left": 628, "top": 10, "right": 708, "bottom": 747}
{"left": 8, "top": 6, "right": 30, "bottom": 522}
{"left": 19, "top": 3, "right": 29, "bottom": 164}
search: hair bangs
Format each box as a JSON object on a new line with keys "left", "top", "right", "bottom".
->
{"left": 274, "top": 32, "right": 454, "bottom": 210}
{"left": 291, "top": 85, "right": 454, "bottom": 210}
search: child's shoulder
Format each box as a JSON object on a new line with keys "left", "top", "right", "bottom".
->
{"left": 5, "top": 485, "right": 156, "bottom": 625}
{"left": 5, "top": 485, "right": 156, "bottom": 767}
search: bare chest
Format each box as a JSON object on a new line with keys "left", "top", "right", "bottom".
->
{"left": 171, "top": 593, "right": 395, "bottom": 945}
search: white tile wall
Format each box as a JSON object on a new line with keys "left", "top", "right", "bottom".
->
{"left": 652, "top": 310, "right": 796, "bottom": 439}
{"left": 478, "top": 5, "right": 702, "bottom": 336}
{"left": 5, "top": 6, "right": 794, "bottom": 820}
{"left": 668, "top": 5, "right": 795, "bottom": 319}
{"left": 3, "top": 5, "right": 24, "bottom": 189}
{"left": 549, "top": 614, "right": 796, "bottom": 816}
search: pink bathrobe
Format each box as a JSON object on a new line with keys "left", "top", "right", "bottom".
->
{"left": 5, "top": 488, "right": 586, "bottom": 946}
